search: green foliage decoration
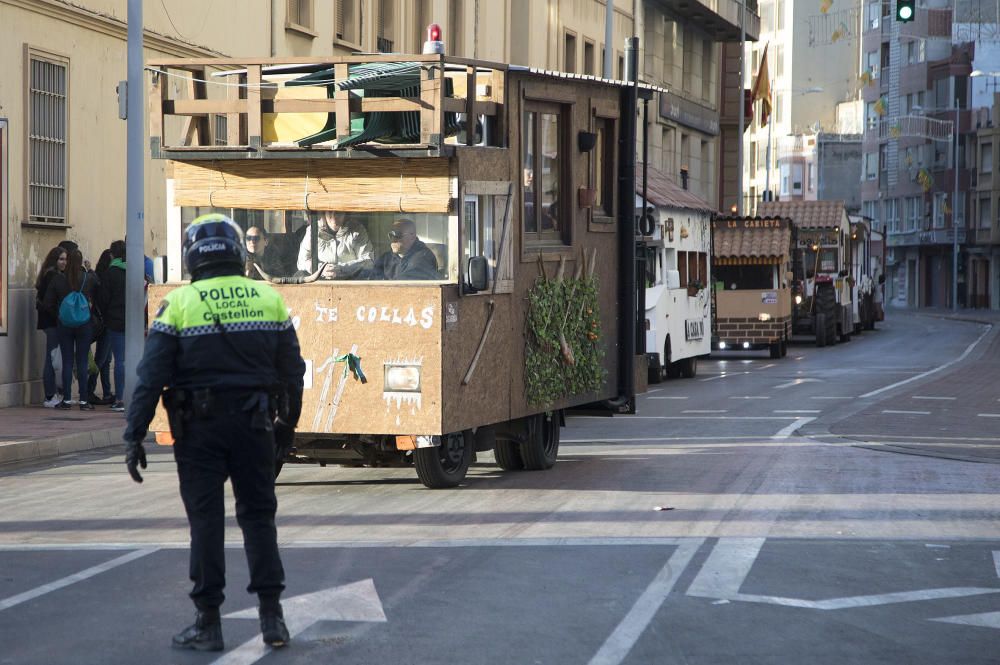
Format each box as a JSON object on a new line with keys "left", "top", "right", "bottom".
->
{"left": 525, "top": 275, "right": 606, "bottom": 407}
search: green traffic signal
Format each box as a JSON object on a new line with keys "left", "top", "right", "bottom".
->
{"left": 897, "top": 0, "right": 915, "bottom": 22}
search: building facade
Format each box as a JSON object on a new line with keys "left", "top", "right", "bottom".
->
{"left": 970, "top": 92, "right": 1000, "bottom": 308}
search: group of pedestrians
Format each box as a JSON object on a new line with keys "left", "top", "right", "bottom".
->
{"left": 35, "top": 239, "right": 128, "bottom": 411}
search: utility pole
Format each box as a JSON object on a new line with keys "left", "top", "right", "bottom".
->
{"left": 952, "top": 98, "right": 960, "bottom": 311}
{"left": 604, "top": 0, "right": 614, "bottom": 77}
{"left": 124, "top": 0, "right": 144, "bottom": 405}
{"left": 736, "top": 0, "right": 746, "bottom": 214}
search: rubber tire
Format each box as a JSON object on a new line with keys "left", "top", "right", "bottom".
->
{"left": 521, "top": 412, "right": 561, "bottom": 471}
{"left": 769, "top": 343, "right": 781, "bottom": 359}
{"left": 664, "top": 338, "right": 679, "bottom": 379}
{"left": 780, "top": 340, "right": 788, "bottom": 357}
{"left": 494, "top": 439, "right": 525, "bottom": 471}
{"left": 414, "top": 430, "right": 473, "bottom": 488}
{"left": 679, "top": 356, "right": 698, "bottom": 378}
{"left": 815, "top": 313, "right": 827, "bottom": 347}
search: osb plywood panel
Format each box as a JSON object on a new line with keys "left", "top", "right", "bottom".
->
{"left": 507, "top": 73, "right": 621, "bottom": 415}
{"left": 172, "top": 158, "right": 452, "bottom": 212}
{"left": 456, "top": 147, "right": 511, "bottom": 182}
{"left": 147, "top": 283, "right": 444, "bottom": 436}
{"left": 440, "top": 287, "right": 514, "bottom": 433}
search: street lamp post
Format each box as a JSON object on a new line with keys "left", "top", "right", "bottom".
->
{"left": 953, "top": 98, "right": 959, "bottom": 312}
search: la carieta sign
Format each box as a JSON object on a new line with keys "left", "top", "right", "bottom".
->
{"left": 713, "top": 217, "right": 789, "bottom": 230}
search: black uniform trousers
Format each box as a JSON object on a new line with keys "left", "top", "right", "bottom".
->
{"left": 172, "top": 392, "right": 285, "bottom": 610}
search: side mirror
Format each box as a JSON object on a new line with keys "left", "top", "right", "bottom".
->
{"left": 466, "top": 256, "right": 488, "bottom": 293}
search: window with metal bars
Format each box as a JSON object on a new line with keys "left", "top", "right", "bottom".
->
{"left": 28, "top": 54, "right": 67, "bottom": 223}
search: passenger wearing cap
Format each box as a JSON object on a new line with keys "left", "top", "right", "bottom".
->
{"left": 122, "top": 213, "right": 305, "bottom": 652}
{"left": 367, "top": 218, "right": 440, "bottom": 280}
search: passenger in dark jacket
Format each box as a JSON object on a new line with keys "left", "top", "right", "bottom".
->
{"left": 368, "top": 218, "right": 439, "bottom": 280}
{"left": 96, "top": 240, "right": 127, "bottom": 409}
{"left": 43, "top": 249, "right": 100, "bottom": 410}
{"left": 35, "top": 246, "right": 68, "bottom": 405}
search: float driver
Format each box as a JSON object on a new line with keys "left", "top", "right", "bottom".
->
{"left": 123, "top": 214, "right": 305, "bottom": 652}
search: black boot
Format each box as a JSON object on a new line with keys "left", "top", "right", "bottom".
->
{"left": 259, "top": 603, "right": 290, "bottom": 648}
{"left": 171, "top": 609, "right": 224, "bottom": 651}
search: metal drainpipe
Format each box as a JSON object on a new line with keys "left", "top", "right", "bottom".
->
{"left": 616, "top": 36, "right": 639, "bottom": 412}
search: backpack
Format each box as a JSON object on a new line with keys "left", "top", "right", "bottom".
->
{"left": 58, "top": 272, "right": 92, "bottom": 328}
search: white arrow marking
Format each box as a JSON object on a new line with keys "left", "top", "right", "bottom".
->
{"left": 994, "top": 551, "right": 1000, "bottom": 579}
{"left": 212, "top": 579, "right": 386, "bottom": 665}
{"left": 688, "top": 539, "right": 1000, "bottom": 610}
{"left": 772, "top": 417, "right": 815, "bottom": 440}
{"left": 930, "top": 611, "right": 1000, "bottom": 629}
{"left": 774, "top": 378, "right": 822, "bottom": 389}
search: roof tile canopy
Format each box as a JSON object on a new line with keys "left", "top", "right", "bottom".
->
{"left": 757, "top": 200, "right": 847, "bottom": 229}
{"left": 713, "top": 216, "right": 792, "bottom": 261}
{"left": 636, "top": 164, "right": 714, "bottom": 213}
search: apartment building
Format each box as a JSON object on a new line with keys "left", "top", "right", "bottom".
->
{"left": 970, "top": 92, "right": 1000, "bottom": 308}
{"left": 860, "top": 0, "right": 976, "bottom": 308}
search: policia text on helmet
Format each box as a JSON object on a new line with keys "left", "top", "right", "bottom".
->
{"left": 122, "top": 213, "right": 306, "bottom": 652}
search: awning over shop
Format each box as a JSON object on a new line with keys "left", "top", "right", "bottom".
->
{"left": 712, "top": 215, "right": 792, "bottom": 263}
{"left": 757, "top": 200, "right": 847, "bottom": 230}
{"left": 636, "top": 163, "right": 714, "bottom": 213}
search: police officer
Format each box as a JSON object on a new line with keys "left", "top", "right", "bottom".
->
{"left": 123, "top": 214, "right": 305, "bottom": 652}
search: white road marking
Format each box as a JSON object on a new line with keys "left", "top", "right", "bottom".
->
{"left": 689, "top": 539, "right": 1000, "bottom": 611}
{"left": 687, "top": 538, "right": 764, "bottom": 599}
{"left": 648, "top": 396, "right": 688, "bottom": 400}
{"left": 588, "top": 539, "right": 703, "bottom": 665}
{"left": 881, "top": 409, "right": 931, "bottom": 415}
{"left": 772, "top": 417, "right": 815, "bottom": 440}
{"left": 912, "top": 396, "right": 957, "bottom": 401}
{"left": 683, "top": 409, "right": 727, "bottom": 414}
{"left": 810, "top": 396, "right": 853, "bottom": 400}
{"left": 774, "top": 410, "right": 821, "bottom": 414}
{"left": 0, "top": 538, "right": 702, "bottom": 552}
{"left": 0, "top": 548, "right": 158, "bottom": 612}
{"left": 775, "top": 378, "right": 822, "bottom": 389}
{"left": 977, "top": 413, "right": 1000, "bottom": 418}
{"left": 216, "top": 580, "right": 387, "bottom": 665}
{"left": 860, "top": 324, "right": 992, "bottom": 398}
{"left": 585, "top": 415, "right": 800, "bottom": 420}
{"left": 700, "top": 371, "right": 752, "bottom": 382}
{"left": 730, "top": 396, "right": 770, "bottom": 400}
{"left": 561, "top": 436, "right": 802, "bottom": 443}
{"left": 930, "top": 611, "right": 1000, "bottom": 629}
{"left": 994, "top": 551, "right": 1000, "bottom": 579}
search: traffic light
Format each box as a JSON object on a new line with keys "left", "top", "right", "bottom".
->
{"left": 896, "top": 0, "right": 915, "bottom": 22}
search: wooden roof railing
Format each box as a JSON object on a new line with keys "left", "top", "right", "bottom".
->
{"left": 146, "top": 54, "right": 507, "bottom": 158}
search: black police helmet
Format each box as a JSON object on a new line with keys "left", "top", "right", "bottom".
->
{"left": 184, "top": 214, "right": 246, "bottom": 276}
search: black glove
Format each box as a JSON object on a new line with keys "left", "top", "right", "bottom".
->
{"left": 125, "top": 439, "right": 147, "bottom": 483}
{"left": 274, "top": 418, "right": 295, "bottom": 463}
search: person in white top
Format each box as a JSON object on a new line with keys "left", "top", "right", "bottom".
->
{"left": 296, "top": 211, "right": 375, "bottom": 279}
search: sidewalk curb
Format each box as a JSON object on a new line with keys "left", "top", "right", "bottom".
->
{"left": 0, "top": 426, "right": 124, "bottom": 465}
